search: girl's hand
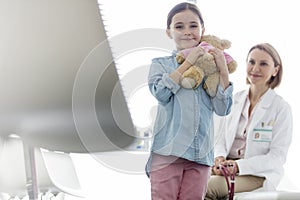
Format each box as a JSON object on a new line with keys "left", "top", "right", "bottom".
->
{"left": 209, "top": 47, "right": 230, "bottom": 89}
{"left": 208, "top": 47, "right": 228, "bottom": 74}
{"left": 171, "top": 45, "right": 205, "bottom": 83}
{"left": 184, "top": 45, "right": 205, "bottom": 66}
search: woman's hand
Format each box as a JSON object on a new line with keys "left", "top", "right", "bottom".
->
{"left": 221, "top": 159, "right": 239, "bottom": 175}
{"left": 212, "top": 156, "right": 225, "bottom": 175}
{"left": 212, "top": 157, "right": 239, "bottom": 175}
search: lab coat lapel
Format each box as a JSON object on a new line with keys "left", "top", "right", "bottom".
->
{"left": 248, "top": 89, "right": 276, "bottom": 132}
{"left": 229, "top": 90, "right": 248, "bottom": 131}
{"left": 226, "top": 90, "right": 248, "bottom": 149}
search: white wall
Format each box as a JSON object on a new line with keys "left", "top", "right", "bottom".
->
{"left": 69, "top": 0, "right": 299, "bottom": 199}
{"left": 0, "top": 0, "right": 299, "bottom": 199}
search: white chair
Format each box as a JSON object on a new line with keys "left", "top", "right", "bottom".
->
{"left": 232, "top": 174, "right": 300, "bottom": 200}
{"left": 40, "top": 149, "right": 84, "bottom": 198}
{"left": 0, "top": 135, "right": 85, "bottom": 200}
{"left": 233, "top": 191, "right": 300, "bottom": 200}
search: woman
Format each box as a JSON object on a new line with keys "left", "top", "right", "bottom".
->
{"left": 205, "top": 43, "right": 293, "bottom": 200}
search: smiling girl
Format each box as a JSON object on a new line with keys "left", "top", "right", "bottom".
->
{"left": 146, "top": 2, "right": 233, "bottom": 199}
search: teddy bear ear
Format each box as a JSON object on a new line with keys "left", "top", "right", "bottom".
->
{"left": 221, "top": 39, "right": 231, "bottom": 49}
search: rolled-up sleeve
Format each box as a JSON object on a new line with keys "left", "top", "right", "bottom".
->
{"left": 212, "top": 83, "right": 233, "bottom": 116}
{"left": 148, "top": 58, "right": 180, "bottom": 104}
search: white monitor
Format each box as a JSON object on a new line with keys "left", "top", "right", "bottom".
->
{"left": 0, "top": 0, "right": 136, "bottom": 153}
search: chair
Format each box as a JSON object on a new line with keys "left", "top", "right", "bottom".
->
{"left": 232, "top": 174, "right": 300, "bottom": 200}
{"left": 0, "top": 135, "right": 85, "bottom": 199}
{"left": 233, "top": 191, "right": 300, "bottom": 200}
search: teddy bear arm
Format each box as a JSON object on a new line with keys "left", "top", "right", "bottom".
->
{"left": 227, "top": 60, "right": 237, "bottom": 74}
{"left": 203, "top": 73, "right": 219, "bottom": 97}
{"left": 176, "top": 52, "right": 186, "bottom": 64}
{"left": 181, "top": 66, "right": 204, "bottom": 89}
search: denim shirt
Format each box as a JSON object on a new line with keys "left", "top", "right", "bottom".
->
{"left": 146, "top": 51, "right": 233, "bottom": 174}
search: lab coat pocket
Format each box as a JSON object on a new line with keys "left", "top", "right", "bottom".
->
{"left": 251, "top": 128, "right": 272, "bottom": 154}
{"left": 252, "top": 127, "right": 273, "bottom": 142}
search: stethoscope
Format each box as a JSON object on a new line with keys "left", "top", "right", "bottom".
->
{"left": 218, "top": 163, "right": 236, "bottom": 200}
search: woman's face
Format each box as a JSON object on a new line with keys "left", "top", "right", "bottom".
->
{"left": 166, "top": 10, "right": 204, "bottom": 50}
{"left": 246, "top": 48, "right": 279, "bottom": 87}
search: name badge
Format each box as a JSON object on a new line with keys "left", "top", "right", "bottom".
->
{"left": 252, "top": 127, "right": 272, "bottom": 142}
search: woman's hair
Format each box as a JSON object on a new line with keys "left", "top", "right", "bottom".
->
{"left": 167, "top": 2, "right": 204, "bottom": 29}
{"left": 246, "top": 43, "right": 283, "bottom": 89}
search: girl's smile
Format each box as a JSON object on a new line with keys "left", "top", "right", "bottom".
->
{"left": 166, "top": 10, "right": 204, "bottom": 50}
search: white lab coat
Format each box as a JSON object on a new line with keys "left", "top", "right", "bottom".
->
{"left": 214, "top": 88, "right": 293, "bottom": 190}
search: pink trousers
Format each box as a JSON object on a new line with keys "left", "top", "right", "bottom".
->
{"left": 150, "top": 154, "right": 211, "bottom": 200}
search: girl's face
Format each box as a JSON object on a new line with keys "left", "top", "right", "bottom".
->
{"left": 166, "top": 10, "right": 204, "bottom": 50}
{"left": 246, "top": 49, "right": 279, "bottom": 87}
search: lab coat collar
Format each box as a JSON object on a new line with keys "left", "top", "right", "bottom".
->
{"left": 232, "top": 88, "right": 276, "bottom": 132}
{"left": 253, "top": 88, "right": 276, "bottom": 109}
{"left": 234, "top": 88, "right": 276, "bottom": 109}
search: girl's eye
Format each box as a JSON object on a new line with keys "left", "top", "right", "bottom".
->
{"left": 175, "top": 25, "right": 184, "bottom": 29}
{"left": 190, "top": 24, "right": 198, "bottom": 28}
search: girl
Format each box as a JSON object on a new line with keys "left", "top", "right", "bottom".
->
{"left": 146, "top": 2, "right": 233, "bottom": 199}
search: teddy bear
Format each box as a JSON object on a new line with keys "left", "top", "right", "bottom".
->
{"left": 176, "top": 34, "right": 237, "bottom": 97}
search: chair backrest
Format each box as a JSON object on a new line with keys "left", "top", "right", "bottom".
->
{"left": 40, "top": 149, "right": 84, "bottom": 197}
{"left": 0, "top": 136, "right": 84, "bottom": 198}
{"left": 0, "top": 136, "right": 30, "bottom": 197}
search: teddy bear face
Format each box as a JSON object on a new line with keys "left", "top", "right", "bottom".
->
{"left": 195, "top": 53, "right": 218, "bottom": 75}
{"left": 176, "top": 34, "right": 237, "bottom": 97}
